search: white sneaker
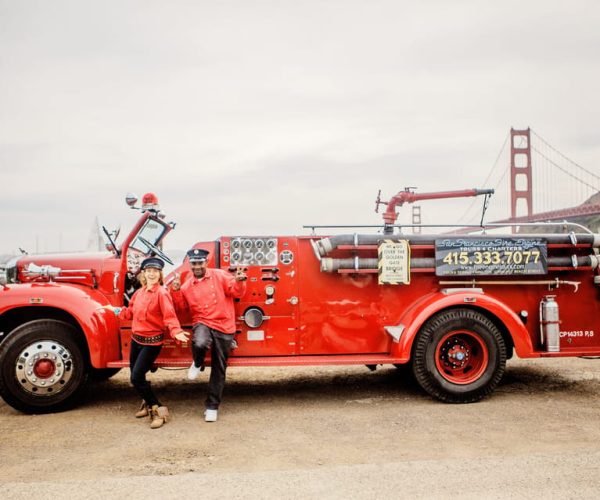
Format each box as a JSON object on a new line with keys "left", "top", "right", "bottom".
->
{"left": 187, "top": 362, "right": 201, "bottom": 380}
{"left": 204, "top": 409, "right": 218, "bottom": 422}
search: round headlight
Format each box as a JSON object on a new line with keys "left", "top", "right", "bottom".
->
{"left": 244, "top": 307, "right": 264, "bottom": 328}
{"left": 125, "top": 192, "right": 138, "bottom": 207}
{"left": 4, "top": 257, "right": 21, "bottom": 284}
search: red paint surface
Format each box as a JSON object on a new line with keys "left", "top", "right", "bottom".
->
{"left": 4, "top": 211, "right": 600, "bottom": 370}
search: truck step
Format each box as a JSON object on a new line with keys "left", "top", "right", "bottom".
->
{"left": 106, "top": 354, "right": 407, "bottom": 369}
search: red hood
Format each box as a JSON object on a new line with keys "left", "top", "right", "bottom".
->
{"left": 17, "top": 252, "right": 111, "bottom": 270}
{"left": 15, "top": 252, "right": 117, "bottom": 286}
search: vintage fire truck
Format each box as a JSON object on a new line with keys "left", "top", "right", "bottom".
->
{"left": 1, "top": 190, "right": 600, "bottom": 413}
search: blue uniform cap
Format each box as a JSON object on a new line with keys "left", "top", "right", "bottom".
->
{"left": 187, "top": 248, "right": 209, "bottom": 263}
{"left": 140, "top": 257, "right": 165, "bottom": 270}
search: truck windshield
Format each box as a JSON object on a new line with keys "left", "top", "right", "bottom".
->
{"left": 129, "top": 218, "right": 169, "bottom": 255}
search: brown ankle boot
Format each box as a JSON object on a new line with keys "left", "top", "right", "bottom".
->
{"left": 134, "top": 401, "right": 149, "bottom": 418}
{"left": 150, "top": 405, "right": 169, "bottom": 429}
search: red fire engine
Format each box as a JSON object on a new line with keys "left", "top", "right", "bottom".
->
{"left": 1, "top": 191, "right": 599, "bottom": 413}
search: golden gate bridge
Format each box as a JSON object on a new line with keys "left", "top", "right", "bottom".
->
{"left": 453, "top": 127, "right": 600, "bottom": 231}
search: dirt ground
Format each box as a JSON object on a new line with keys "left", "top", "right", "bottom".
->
{"left": 2, "top": 357, "right": 600, "bottom": 498}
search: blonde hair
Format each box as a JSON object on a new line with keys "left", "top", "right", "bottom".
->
{"left": 138, "top": 269, "right": 164, "bottom": 286}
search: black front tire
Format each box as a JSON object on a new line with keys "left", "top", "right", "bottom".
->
{"left": 0, "top": 319, "right": 89, "bottom": 413}
{"left": 412, "top": 308, "right": 506, "bottom": 404}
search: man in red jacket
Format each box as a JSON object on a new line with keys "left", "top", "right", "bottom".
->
{"left": 171, "top": 248, "right": 247, "bottom": 422}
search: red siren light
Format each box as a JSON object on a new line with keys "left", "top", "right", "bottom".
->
{"left": 141, "top": 192, "right": 159, "bottom": 210}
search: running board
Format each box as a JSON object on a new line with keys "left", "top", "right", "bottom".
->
{"left": 106, "top": 354, "right": 407, "bottom": 369}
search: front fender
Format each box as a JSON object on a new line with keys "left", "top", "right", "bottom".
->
{"left": 389, "top": 290, "right": 534, "bottom": 360}
{"left": 0, "top": 283, "right": 120, "bottom": 367}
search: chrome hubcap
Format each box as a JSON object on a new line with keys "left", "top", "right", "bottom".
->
{"left": 15, "top": 341, "right": 74, "bottom": 395}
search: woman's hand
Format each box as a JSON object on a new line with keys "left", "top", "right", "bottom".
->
{"left": 97, "top": 305, "right": 121, "bottom": 315}
{"left": 174, "top": 331, "right": 189, "bottom": 343}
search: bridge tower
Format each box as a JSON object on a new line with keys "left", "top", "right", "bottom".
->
{"left": 510, "top": 127, "right": 533, "bottom": 220}
{"left": 412, "top": 205, "right": 421, "bottom": 234}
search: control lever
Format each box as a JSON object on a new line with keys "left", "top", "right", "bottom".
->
{"left": 261, "top": 267, "right": 280, "bottom": 281}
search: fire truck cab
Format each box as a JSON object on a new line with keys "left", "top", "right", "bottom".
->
{"left": 1, "top": 193, "right": 600, "bottom": 413}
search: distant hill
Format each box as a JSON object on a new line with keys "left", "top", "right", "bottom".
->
{"left": 517, "top": 192, "right": 600, "bottom": 234}
{"left": 581, "top": 192, "right": 600, "bottom": 232}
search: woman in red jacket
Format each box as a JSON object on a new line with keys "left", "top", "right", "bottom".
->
{"left": 103, "top": 257, "right": 189, "bottom": 428}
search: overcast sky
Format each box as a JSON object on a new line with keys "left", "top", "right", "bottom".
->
{"left": 1, "top": 0, "right": 599, "bottom": 257}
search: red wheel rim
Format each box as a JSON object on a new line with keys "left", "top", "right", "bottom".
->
{"left": 434, "top": 330, "right": 489, "bottom": 385}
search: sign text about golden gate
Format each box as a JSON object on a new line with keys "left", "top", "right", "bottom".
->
{"left": 378, "top": 240, "right": 411, "bottom": 284}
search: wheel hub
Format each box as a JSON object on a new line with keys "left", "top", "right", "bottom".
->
{"left": 15, "top": 340, "right": 74, "bottom": 395}
{"left": 435, "top": 331, "right": 489, "bottom": 385}
{"left": 33, "top": 359, "right": 56, "bottom": 378}
{"left": 445, "top": 342, "right": 470, "bottom": 367}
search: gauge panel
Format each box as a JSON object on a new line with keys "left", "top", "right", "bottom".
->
{"left": 229, "top": 238, "right": 278, "bottom": 266}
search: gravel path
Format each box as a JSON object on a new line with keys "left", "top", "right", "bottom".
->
{"left": 2, "top": 358, "right": 600, "bottom": 498}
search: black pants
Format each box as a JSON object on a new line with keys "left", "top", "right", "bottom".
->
{"left": 130, "top": 340, "right": 162, "bottom": 407}
{"left": 191, "top": 324, "right": 234, "bottom": 410}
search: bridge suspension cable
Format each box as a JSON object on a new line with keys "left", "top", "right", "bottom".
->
{"left": 456, "top": 131, "right": 509, "bottom": 224}
{"left": 531, "top": 129, "right": 600, "bottom": 183}
{"left": 531, "top": 146, "right": 599, "bottom": 191}
{"left": 530, "top": 129, "right": 599, "bottom": 213}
